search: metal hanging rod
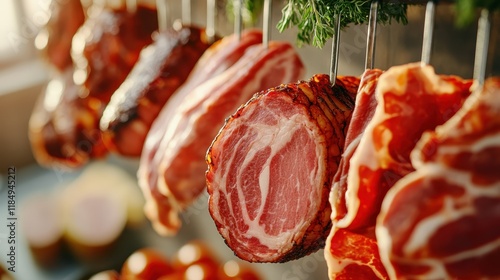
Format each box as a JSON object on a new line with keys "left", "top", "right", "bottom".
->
{"left": 234, "top": 0, "right": 243, "bottom": 40}
{"left": 126, "top": 0, "right": 137, "bottom": 13}
{"left": 421, "top": 1, "right": 436, "bottom": 65}
{"left": 182, "top": 0, "right": 191, "bottom": 25}
{"left": 330, "top": 12, "right": 342, "bottom": 85}
{"left": 473, "top": 9, "right": 492, "bottom": 86}
{"left": 365, "top": 0, "right": 379, "bottom": 70}
{"left": 157, "top": 0, "right": 168, "bottom": 32}
{"left": 206, "top": 0, "right": 216, "bottom": 43}
{"left": 263, "top": 0, "right": 272, "bottom": 49}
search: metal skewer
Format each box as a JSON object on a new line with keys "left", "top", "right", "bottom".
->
{"left": 421, "top": 1, "right": 436, "bottom": 65}
{"left": 157, "top": 0, "right": 168, "bottom": 32}
{"left": 473, "top": 9, "right": 492, "bottom": 86}
{"left": 263, "top": 0, "right": 272, "bottom": 49}
{"left": 365, "top": 0, "right": 379, "bottom": 70}
{"left": 330, "top": 13, "right": 342, "bottom": 85}
{"left": 206, "top": 0, "right": 216, "bottom": 43}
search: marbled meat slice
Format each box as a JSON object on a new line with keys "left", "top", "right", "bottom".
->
{"left": 337, "top": 63, "right": 472, "bottom": 231}
{"left": 100, "top": 26, "right": 213, "bottom": 156}
{"left": 206, "top": 74, "right": 360, "bottom": 262}
{"left": 325, "top": 69, "right": 388, "bottom": 279}
{"left": 377, "top": 77, "right": 500, "bottom": 279}
{"left": 144, "top": 41, "right": 305, "bottom": 236}
{"left": 137, "top": 29, "right": 263, "bottom": 233}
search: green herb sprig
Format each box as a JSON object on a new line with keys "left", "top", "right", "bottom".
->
{"left": 277, "top": 0, "right": 408, "bottom": 48}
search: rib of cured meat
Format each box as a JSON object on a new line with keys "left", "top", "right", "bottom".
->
{"left": 36, "top": 0, "right": 85, "bottom": 70}
{"left": 100, "top": 26, "right": 213, "bottom": 156}
{"left": 335, "top": 63, "right": 472, "bottom": 231}
{"left": 143, "top": 40, "right": 305, "bottom": 236}
{"left": 206, "top": 74, "right": 360, "bottom": 262}
{"left": 325, "top": 69, "right": 388, "bottom": 279}
{"left": 376, "top": 77, "right": 500, "bottom": 279}
{"left": 29, "top": 6, "right": 157, "bottom": 168}
{"left": 137, "top": 29, "right": 263, "bottom": 233}
{"left": 29, "top": 69, "right": 107, "bottom": 169}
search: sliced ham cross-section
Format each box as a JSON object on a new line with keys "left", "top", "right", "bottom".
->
{"left": 376, "top": 78, "right": 500, "bottom": 279}
{"left": 206, "top": 74, "right": 359, "bottom": 262}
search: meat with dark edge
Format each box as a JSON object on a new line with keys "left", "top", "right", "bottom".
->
{"left": 137, "top": 29, "right": 263, "bottom": 234}
{"left": 377, "top": 78, "right": 500, "bottom": 279}
{"left": 206, "top": 74, "right": 359, "bottom": 262}
{"left": 100, "top": 26, "right": 213, "bottom": 156}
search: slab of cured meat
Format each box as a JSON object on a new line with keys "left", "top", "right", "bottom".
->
{"left": 325, "top": 69, "right": 388, "bottom": 279}
{"left": 29, "top": 69, "right": 107, "bottom": 169}
{"left": 324, "top": 63, "right": 473, "bottom": 279}
{"left": 142, "top": 39, "right": 305, "bottom": 236}
{"left": 206, "top": 74, "right": 360, "bottom": 262}
{"left": 376, "top": 77, "right": 500, "bottom": 279}
{"left": 333, "top": 63, "right": 472, "bottom": 232}
{"left": 29, "top": 6, "right": 157, "bottom": 168}
{"left": 137, "top": 29, "right": 263, "bottom": 234}
{"left": 100, "top": 26, "right": 213, "bottom": 156}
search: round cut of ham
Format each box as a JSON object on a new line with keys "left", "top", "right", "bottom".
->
{"left": 206, "top": 74, "right": 359, "bottom": 262}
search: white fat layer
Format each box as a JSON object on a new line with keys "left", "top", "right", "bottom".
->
{"left": 435, "top": 133, "right": 500, "bottom": 156}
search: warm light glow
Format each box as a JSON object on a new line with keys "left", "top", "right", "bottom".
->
{"left": 223, "top": 260, "right": 241, "bottom": 277}
{"left": 43, "top": 78, "right": 64, "bottom": 112}
{"left": 127, "top": 251, "right": 147, "bottom": 275}
{"left": 177, "top": 244, "right": 200, "bottom": 265}
{"left": 185, "top": 264, "right": 205, "bottom": 280}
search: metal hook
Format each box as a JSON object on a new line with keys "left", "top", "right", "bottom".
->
{"left": 473, "top": 9, "right": 492, "bottom": 86}
{"left": 365, "top": 0, "right": 379, "bottom": 70}
{"left": 263, "top": 0, "right": 272, "bottom": 49}
{"left": 330, "top": 13, "right": 341, "bottom": 85}
{"left": 421, "top": 1, "right": 435, "bottom": 65}
{"left": 206, "top": 0, "right": 216, "bottom": 43}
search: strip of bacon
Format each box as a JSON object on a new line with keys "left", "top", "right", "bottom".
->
{"left": 376, "top": 78, "right": 500, "bottom": 279}
{"left": 337, "top": 63, "right": 472, "bottom": 231}
{"left": 206, "top": 74, "right": 359, "bottom": 262}
{"left": 137, "top": 30, "right": 263, "bottom": 235}
{"left": 100, "top": 26, "right": 213, "bottom": 156}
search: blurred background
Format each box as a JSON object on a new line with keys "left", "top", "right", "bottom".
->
{"left": 0, "top": 0, "right": 498, "bottom": 279}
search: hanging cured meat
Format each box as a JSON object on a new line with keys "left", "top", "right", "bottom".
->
{"left": 72, "top": 5, "right": 158, "bottom": 103}
{"left": 137, "top": 29, "right": 263, "bottom": 234}
{"left": 206, "top": 74, "right": 359, "bottom": 262}
{"left": 100, "top": 26, "right": 213, "bottom": 156}
{"left": 142, "top": 39, "right": 305, "bottom": 236}
{"left": 29, "top": 69, "right": 107, "bottom": 168}
{"left": 333, "top": 63, "right": 472, "bottom": 232}
{"left": 29, "top": 5, "right": 158, "bottom": 168}
{"left": 376, "top": 77, "right": 500, "bottom": 279}
{"left": 325, "top": 69, "right": 388, "bottom": 279}
{"left": 36, "top": 0, "right": 85, "bottom": 71}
